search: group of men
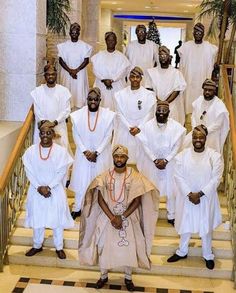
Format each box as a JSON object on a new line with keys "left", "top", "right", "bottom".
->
{"left": 22, "top": 20, "right": 230, "bottom": 291}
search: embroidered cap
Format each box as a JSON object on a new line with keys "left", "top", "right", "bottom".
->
{"left": 156, "top": 100, "right": 170, "bottom": 109}
{"left": 112, "top": 144, "right": 129, "bottom": 158}
{"left": 194, "top": 22, "right": 205, "bottom": 33}
{"left": 202, "top": 78, "right": 217, "bottom": 89}
{"left": 130, "top": 66, "right": 143, "bottom": 77}
{"left": 38, "top": 120, "right": 55, "bottom": 131}
{"left": 70, "top": 22, "right": 81, "bottom": 31}
{"left": 159, "top": 45, "right": 170, "bottom": 55}
{"left": 193, "top": 124, "right": 208, "bottom": 137}
{"left": 88, "top": 87, "right": 101, "bottom": 97}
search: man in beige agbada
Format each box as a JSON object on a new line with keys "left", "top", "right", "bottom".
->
{"left": 79, "top": 145, "right": 159, "bottom": 291}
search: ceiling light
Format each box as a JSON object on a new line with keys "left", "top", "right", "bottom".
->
{"left": 117, "top": 7, "right": 122, "bottom": 10}
{"left": 111, "top": 1, "right": 117, "bottom": 4}
{"left": 145, "top": 6, "right": 151, "bottom": 9}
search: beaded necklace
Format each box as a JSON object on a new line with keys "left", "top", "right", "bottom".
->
{"left": 39, "top": 143, "right": 53, "bottom": 160}
{"left": 88, "top": 108, "right": 99, "bottom": 132}
{"left": 108, "top": 168, "right": 128, "bottom": 203}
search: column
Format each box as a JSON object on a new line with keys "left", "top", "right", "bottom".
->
{"left": 0, "top": 0, "right": 46, "bottom": 121}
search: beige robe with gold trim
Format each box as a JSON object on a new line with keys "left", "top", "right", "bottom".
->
{"left": 79, "top": 168, "right": 159, "bottom": 270}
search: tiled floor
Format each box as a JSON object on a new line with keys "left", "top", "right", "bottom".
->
{"left": 0, "top": 264, "right": 235, "bottom": 293}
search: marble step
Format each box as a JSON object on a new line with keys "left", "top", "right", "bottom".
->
{"left": 21, "top": 199, "right": 230, "bottom": 222}
{"left": 10, "top": 227, "right": 233, "bottom": 259}
{"left": 16, "top": 211, "right": 231, "bottom": 241}
{"left": 8, "top": 245, "right": 233, "bottom": 280}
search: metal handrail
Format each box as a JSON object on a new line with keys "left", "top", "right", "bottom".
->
{"left": 0, "top": 106, "right": 34, "bottom": 270}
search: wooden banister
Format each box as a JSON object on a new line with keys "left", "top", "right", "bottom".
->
{"left": 0, "top": 106, "right": 34, "bottom": 192}
{"left": 222, "top": 64, "right": 236, "bottom": 168}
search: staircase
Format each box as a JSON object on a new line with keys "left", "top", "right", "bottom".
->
{"left": 8, "top": 191, "right": 233, "bottom": 279}
{"left": 7, "top": 121, "right": 233, "bottom": 280}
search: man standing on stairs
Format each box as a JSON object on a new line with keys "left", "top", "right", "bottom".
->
{"left": 69, "top": 87, "right": 115, "bottom": 220}
{"left": 184, "top": 79, "right": 229, "bottom": 154}
{"left": 145, "top": 45, "right": 186, "bottom": 125}
{"left": 137, "top": 101, "right": 186, "bottom": 226}
{"left": 31, "top": 64, "right": 71, "bottom": 150}
{"left": 125, "top": 24, "right": 159, "bottom": 86}
{"left": 177, "top": 22, "right": 218, "bottom": 114}
{"left": 22, "top": 121, "right": 74, "bottom": 259}
{"left": 113, "top": 66, "right": 156, "bottom": 165}
{"left": 167, "top": 125, "right": 223, "bottom": 270}
{"left": 57, "top": 22, "right": 92, "bottom": 109}
{"left": 91, "top": 31, "right": 130, "bottom": 111}
{"left": 79, "top": 145, "right": 159, "bottom": 291}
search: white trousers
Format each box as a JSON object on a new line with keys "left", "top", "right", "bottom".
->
{"left": 166, "top": 195, "right": 175, "bottom": 220}
{"left": 72, "top": 192, "right": 84, "bottom": 212}
{"left": 33, "top": 227, "right": 64, "bottom": 250}
{"left": 100, "top": 267, "right": 132, "bottom": 280}
{"left": 176, "top": 232, "right": 214, "bottom": 260}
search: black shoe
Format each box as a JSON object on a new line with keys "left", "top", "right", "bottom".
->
{"left": 96, "top": 277, "right": 108, "bottom": 289}
{"left": 204, "top": 258, "right": 215, "bottom": 270}
{"left": 71, "top": 210, "right": 81, "bottom": 220}
{"left": 167, "top": 253, "right": 187, "bottom": 263}
{"left": 56, "top": 249, "right": 66, "bottom": 259}
{"left": 168, "top": 219, "right": 175, "bottom": 226}
{"left": 125, "top": 279, "right": 135, "bottom": 292}
{"left": 25, "top": 247, "right": 43, "bottom": 257}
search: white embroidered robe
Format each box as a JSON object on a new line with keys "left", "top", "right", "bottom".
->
{"left": 91, "top": 50, "right": 130, "bottom": 111}
{"left": 57, "top": 40, "right": 92, "bottom": 108}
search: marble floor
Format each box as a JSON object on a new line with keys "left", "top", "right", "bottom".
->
{"left": 1, "top": 264, "right": 236, "bottom": 293}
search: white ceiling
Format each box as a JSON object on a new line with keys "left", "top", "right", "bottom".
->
{"left": 101, "top": 0, "right": 202, "bottom": 15}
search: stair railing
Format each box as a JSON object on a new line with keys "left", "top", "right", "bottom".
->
{"left": 0, "top": 107, "right": 34, "bottom": 271}
{"left": 220, "top": 64, "right": 236, "bottom": 286}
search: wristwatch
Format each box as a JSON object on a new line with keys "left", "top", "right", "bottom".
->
{"left": 199, "top": 190, "right": 205, "bottom": 197}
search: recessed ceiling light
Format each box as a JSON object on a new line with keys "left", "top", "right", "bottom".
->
{"left": 111, "top": 1, "right": 117, "bottom": 4}
{"left": 117, "top": 7, "right": 122, "bottom": 10}
{"left": 145, "top": 6, "right": 151, "bottom": 9}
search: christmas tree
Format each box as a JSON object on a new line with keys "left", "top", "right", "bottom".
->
{"left": 147, "top": 19, "right": 161, "bottom": 45}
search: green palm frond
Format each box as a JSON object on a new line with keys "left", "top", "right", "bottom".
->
{"left": 47, "top": 0, "right": 71, "bottom": 35}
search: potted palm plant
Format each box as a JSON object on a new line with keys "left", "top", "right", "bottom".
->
{"left": 46, "top": 0, "right": 71, "bottom": 62}
{"left": 198, "top": 0, "right": 236, "bottom": 64}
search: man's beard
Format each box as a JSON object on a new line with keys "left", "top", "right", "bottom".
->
{"left": 114, "top": 161, "right": 127, "bottom": 168}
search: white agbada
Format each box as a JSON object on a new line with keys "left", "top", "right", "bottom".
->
{"left": 137, "top": 118, "right": 186, "bottom": 219}
{"left": 91, "top": 50, "right": 130, "bottom": 111}
{"left": 125, "top": 40, "right": 159, "bottom": 85}
{"left": 146, "top": 66, "right": 187, "bottom": 125}
{"left": 70, "top": 106, "right": 115, "bottom": 210}
{"left": 184, "top": 96, "right": 229, "bottom": 153}
{"left": 178, "top": 41, "right": 218, "bottom": 114}
{"left": 22, "top": 143, "right": 74, "bottom": 229}
{"left": 31, "top": 84, "right": 71, "bottom": 149}
{"left": 113, "top": 86, "right": 155, "bottom": 164}
{"left": 174, "top": 147, "right": 223, "bottom": 237}
{"left": 57, "top": 40, "right": 92, "bottom": 108}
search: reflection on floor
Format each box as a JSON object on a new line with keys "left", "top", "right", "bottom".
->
{"left": 1, "top": 264, "right": 235, "bottom": 293}
{"left": 13, "top": 277, "right": 214, "bottom": 293}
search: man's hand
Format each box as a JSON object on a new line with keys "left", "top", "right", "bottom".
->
{"left": 37, "top": 186, "right": 51, "bottom": 198}
{"left": 69, "top": 69, "right": 77, "bottom": 79}
{"left": 102, "top": 79, "right": 113, "bottom": 90}
{"left": 111, "top": 215, "right": 123, "bottom": 230}
{"left": 83, "top": 150, "right": 97, "bottom": 162}
{"left": 154, "top": 159, "right": 168, "bottom": 170}
{"left": 188, "top": 192, "right": 200, "bottom": 205}
{"left": 129, "top": 127, "right": 140, "bottom": 136}
{"left": 87, "top": 151, "right": 98, "bottom": 162}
